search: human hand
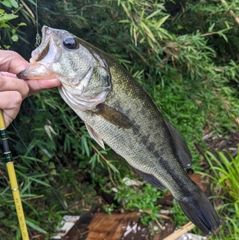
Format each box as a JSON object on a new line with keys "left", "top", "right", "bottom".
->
{"left": 0, "top": 50, "right": 61, "bottom": 127}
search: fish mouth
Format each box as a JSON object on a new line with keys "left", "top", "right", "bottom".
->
{"left": 18, "top": 26, "right": 59, "bottom": 80}
{"left": 31, "top": 25, "right": 70, "bottom": 63}
{"left": 30, "top": 26, "right": 54, "bottom": 64}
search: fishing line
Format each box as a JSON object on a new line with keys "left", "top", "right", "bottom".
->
{"left": 34, "top": 0, "right": 41, "bottom": 47}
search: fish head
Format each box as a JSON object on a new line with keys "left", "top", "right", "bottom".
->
{"left": 18, "top": 26, "right": 112, "bottom": 110}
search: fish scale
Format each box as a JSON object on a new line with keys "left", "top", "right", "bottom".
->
{"left": 18, "top": 25, "right": 220, "bottom": 234}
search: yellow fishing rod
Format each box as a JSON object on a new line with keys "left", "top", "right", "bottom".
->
{"left": 0, "top": 110, "right": 29, "bottom": 240}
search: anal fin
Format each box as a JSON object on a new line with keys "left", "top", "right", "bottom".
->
{"left": 132, "top": 167, "right": 166, "bottom": 190}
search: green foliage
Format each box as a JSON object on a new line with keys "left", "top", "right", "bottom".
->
{"left": 113, "top": 180, "right": 163, "bottom": 225}
{"left": 206, "top": 151, "right": 239, "bottom": 201}
{"left": 206, "top": 150, "right": 239, "bottom": 239}
{"left": 0, "top": 0, "right": 239, "bottom": 239}
{"left": 0, "top": 0, "right": 27, "bottom": 48}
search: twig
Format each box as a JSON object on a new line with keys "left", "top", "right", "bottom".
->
{"left": 163, "top": 222, "right": 195, "bottom": 240}
{"left": 201, "top": 32, "right": 221, "bottom": 37}
{"left": 220, "top": 0, "right": 239, "bottom": 25}
{"left": 20, "top": 0, "right": 35, "bottom": 19}
{"left": 155, "top": 217, "right": 164, "bottom": 230}
{"left": 229, "top": 10, "right": 239, "bottom": 25}
{"left": 92, "top": 144, "right": 109, "bottom": 165}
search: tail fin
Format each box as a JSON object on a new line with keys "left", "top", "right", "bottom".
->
{"left": 176, "top": 191, "right": 220, "bottom": 234}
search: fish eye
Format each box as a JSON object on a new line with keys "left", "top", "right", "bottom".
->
{"left": 63, "top": 37, "right": 77, "bottom": 49}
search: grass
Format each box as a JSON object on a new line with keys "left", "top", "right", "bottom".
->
{"left": 206, "top": 149, "right": 239, "bottom": 239}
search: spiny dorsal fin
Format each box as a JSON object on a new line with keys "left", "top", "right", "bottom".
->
{"left": 165, "top": 121, "right": 192, "bottom": 168}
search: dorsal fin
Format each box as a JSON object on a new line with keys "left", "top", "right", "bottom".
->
{"left": 165, "top": 121, "right": 192, "bottom": 168}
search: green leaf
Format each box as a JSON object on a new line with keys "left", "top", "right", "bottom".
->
{"left": 155, "top": 15, "right": 170, "bottom": 28}
{"left": 28, "top": 176, "right": 50, "bottom": 187}
{"left": 18, "top": 22, "right": 27, "bottom": 27}
{"left": 1, "top": 0, "right": 12, "bottom": 8}
{"left": 1, "top": 0, "right": 18, "bottom": 8}
{"left": 146, "top": 9, "right": 163, "bottom": 20}
{"left": 11, "top": 33, "right": 18, "bottom": 42}
{"left": 26, "top": 219, "right": 47, "bottom": 234}
{"left": 0, "top": 13, "right": 18, "bottom": 22}
{"left": 10, "top": 0, "right": 18, "bottom": 8}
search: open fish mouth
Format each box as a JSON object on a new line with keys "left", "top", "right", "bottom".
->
{"left": 30, "top": 26, "right": 61, "bottom": 69}
{"left": 17, "top": 26, "right": 59, "bottom": 80}
{"left": 30, "top": 26, "right": 51, "bottom": 63}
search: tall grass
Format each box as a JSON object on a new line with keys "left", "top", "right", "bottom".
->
{"left": 206, "top": 149, "right": 239, "bottom": 239}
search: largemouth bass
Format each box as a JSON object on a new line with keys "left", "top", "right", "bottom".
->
{"left": 18, "top": 26, "right": 220, "bottom": 234}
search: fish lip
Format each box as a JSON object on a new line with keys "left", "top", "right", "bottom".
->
{"left": 30, "top": 26, "right": 50, "bottom": 62}
{"left": 30, "top": 25, "right": 60, "bottom": 63}
{"left": 30, "top": 25, "right": 62, "bottom": 70}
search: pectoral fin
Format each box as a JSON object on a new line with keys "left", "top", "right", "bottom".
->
{"left": 94, "top": 103, "right": 132, "bottom": 129}
{"left": 85, "top": 123, "right": 105, "bottom": 149}
{"left": 165, "top": 121, "right": 192, "bottom": 168}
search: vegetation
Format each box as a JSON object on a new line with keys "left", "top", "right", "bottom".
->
{"left": 0, "top": 0, "right": 27, "bottom": 48}
{"left": 0, "top": 0, "right": 238, "bottom": 239}
{"left": 206, "top": 150, "right": 239, "bottom": 239}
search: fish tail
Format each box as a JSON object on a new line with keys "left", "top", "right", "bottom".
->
{"left": 176, "top": 190, "right": 220, "bottom": 234}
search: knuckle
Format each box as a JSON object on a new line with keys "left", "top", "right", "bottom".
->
{"left": 8, "top": 50, "right": 20, "bottom": 58}
{"left": 11, "top": 91, "right": 23, "bottom": 107}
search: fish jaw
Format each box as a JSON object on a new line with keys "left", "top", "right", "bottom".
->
{"left": 17, "top": 62, "right": 56, "bottom": 80}
{"left": 17, "top": 26, "right": 61, "bottom": 80}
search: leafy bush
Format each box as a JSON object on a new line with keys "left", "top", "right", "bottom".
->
{"left": 0, "top": 0, "right": 239, "bottom": 239}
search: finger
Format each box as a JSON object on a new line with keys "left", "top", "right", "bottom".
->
{"left": 26, "top": 79, "right": 61, "bottom": 96}
{"left": 0, "top": 50, "right": 29, "bottom": 74}
{"left": 0, "top": 75, "right": 29, "bottom": 99}
{"left": 0, "top": 91, "right": 22, "bottom": 127}
{"left": 0, "top": 72, "right": 16, "bottom": 78}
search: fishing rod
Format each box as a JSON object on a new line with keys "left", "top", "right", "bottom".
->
{"left": 0, "top": 109, "right": 29, "bottom": 240}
